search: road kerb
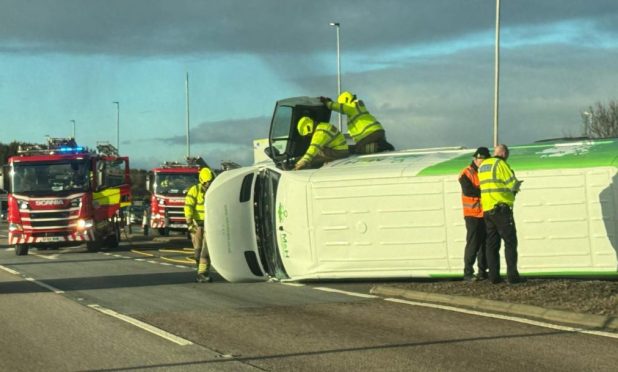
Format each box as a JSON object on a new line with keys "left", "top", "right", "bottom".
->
{"left": 370, "top": 285, "right": 618, "bottom": 332}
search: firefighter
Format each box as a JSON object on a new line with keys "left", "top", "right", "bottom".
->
{"left": 320, "top": 92, "right": 394, "bottom": 154}
{"left": 459, "top": 147, "right": 490, "bottom": 281}
{"left": 294, "top": 116, "right": 349, "bottom": 170}
{"left": 478, "top": 144, "right": 525, "bottom": 284}
{"left": 184, "top": 167, "right": 214, "bottom": 283}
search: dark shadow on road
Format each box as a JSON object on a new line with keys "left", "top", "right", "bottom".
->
{"left": 0, "top": 270, "right": 223, "bottom": 294}
{"left": 82, "top": 328, "right": 593, "bottom": 372}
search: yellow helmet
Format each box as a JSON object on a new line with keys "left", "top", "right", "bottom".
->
{"left": 297, "top": 116, "right": 315, "bottom": 137}
{"left": 337, "top": 91, "right": 355, "bottom": 104}
{"left": 198, "top": 168, "right": 214, "bottom": 184}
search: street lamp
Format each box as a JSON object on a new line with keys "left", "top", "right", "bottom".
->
{"left": 493, "top": 0, "right": 501, "bottom": 147}
{"left": 70, "top": 120, "right": 76, "bottom": 139}
{"left": 583, "top": 111, "right": 593, "bottom": 136}
{"left": 329, "top": 21, "right": 342, "bottom": 131}
{"left": 113, "top": 101, "right": 120, "bottom": 153}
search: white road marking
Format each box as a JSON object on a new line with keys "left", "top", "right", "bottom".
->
{"left": 0, "top": 265, "right": 20, "bottom": 275}
{"left": 281, "top": 282, "right": 305, "bottom": 287}
{"left": 313, "top": 287, "right": 380, "bottom": 299}
{"left": 385, "top": 297, "right": 618, "bottom": 340}
{"left": 24, "top": 277, "right": 65, "bottom": 294}
{"left": 88, "top": 304, "right": 193, "bottom": 346}
{"left": 31, "top": 253, "right": 59, "bottom": 260}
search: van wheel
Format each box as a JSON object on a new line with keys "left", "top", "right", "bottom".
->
{"left": 15, "top": 244, "right": 29, "bottom": 256}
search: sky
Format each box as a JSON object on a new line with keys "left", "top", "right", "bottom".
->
{"left": 1, "top": 0, "right": 617, "bottom": 170}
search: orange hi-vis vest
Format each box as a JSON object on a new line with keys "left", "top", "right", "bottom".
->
{"left": 460, "top": 165, "right": 483, "bottom": 218}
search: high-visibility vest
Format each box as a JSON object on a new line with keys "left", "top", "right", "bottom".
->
{"left": 299, "top": 122, "right": 348, "bottom": 164}
{"left": 184, "top": 184, "right": 205, "bottom": 222}
{"left": 478, "top": 157, "right": 518, "bottom": 212}
{"left": 460, "top": 165, "right": 483, "bottom": 218}
{"left": 327, "top": 100, "right": 383, "bottom": 142}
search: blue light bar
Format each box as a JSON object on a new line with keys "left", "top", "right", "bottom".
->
{"left": 58, "top": 146, "right": 84, "bottom": 152}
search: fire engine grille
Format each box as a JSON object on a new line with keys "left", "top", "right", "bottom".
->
{"left": 30, "top": 211, "right": 72, "bottom": 219}
{"left": 22, "top": 209, "right": 78, "bottom": 229}
{"left": 166, "top": 205, "right": 185, "bottom": 221}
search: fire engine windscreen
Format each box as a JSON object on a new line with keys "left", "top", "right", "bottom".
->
{"left": 154, "top": 173, "right": 198, "bottom": 195}
{"left": 12, "top": 160, "right": 90, "bottom": 195}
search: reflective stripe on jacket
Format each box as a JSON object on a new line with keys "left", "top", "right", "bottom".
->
{"left": 327, "top": 100, "right": 383, "bottom": 142}
{"left": 299, "top": 122, "right": 348, "bottom": 164}
{"left": 459, "top": 165, "right": 483, "bottom": 218}
{"left": 184, "top": 184, "right": 205, "bottom": 222}
{"left": 478, "top": 157, "right": 518, "bottom": 212}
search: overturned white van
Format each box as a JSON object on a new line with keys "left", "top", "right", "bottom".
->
{"left": 205, "top": 97, "right": 618, "bottom": 282}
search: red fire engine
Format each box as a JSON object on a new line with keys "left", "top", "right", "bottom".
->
{"left": 147, "top": 157, "right": 204, "bottom": 235}
{"left": 6, "top": 138, "right": 131, "bottom": 255}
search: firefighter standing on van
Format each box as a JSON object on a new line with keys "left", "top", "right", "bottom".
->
{"left": 478, "top": 144, "right": 525, "bottom": 284}
{"left": 294, "top": 116, "right": 349, "bottom": 170}
{"left": 320, "top": 92, "right": 394, "bottom": 154}
{"left": 185, "top": 167, "right": 213, "bottom": 283}
{"left": 459, "top": 147, "right": 490, "bottom": 281}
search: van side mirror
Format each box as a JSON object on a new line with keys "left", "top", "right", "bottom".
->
{"left": 264, "top": 146, "right": 280, "bottom": 159}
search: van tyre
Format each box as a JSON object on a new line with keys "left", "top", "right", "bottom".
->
{"left": 15, "top": 244, "right": 29, "bottom": 256}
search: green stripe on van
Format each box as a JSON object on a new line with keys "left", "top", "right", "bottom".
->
{"left": 418, "top": 138, "right": 618, "bottom": 176}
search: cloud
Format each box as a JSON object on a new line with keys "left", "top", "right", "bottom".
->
{"left": 2, "top": 0, "right": 618, "bottom": 57}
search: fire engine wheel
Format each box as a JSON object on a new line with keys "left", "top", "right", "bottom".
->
{"left": 105, "top": 225, "right": 121, "bottom": 249}
{"left": 158, "top": 228, "right": 169, "bottom": 236}
{"left": 86, "top": 241, "right": 101, "bottom": 252}
{"left": 15, "top": 244, "right": 29, "bottom": 256}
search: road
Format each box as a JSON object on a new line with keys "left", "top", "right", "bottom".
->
{"left": 1, "top": 222, "right": 617, "bottom": 371}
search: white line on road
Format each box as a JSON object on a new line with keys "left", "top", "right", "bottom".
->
{"left": 313, "top": 287, "right": 380, "bottom": 299}
{"left": 1, "top": 265, "right": 65, "bottom": 294}
{"left": 0, "top": 264, "right": 20, "bottom": 275}
{"left": 281, "top": 282, "right": 305, "bottom": 287}
{"left": 87, "top": 304, "right": 193, "bottom": 346}
{"left": 385, "top": 297, "right": 618, "bottom": 340}
{"left": 24, "top": 277, "right": 65, "bottom": 294}
{"left": 31, "top": 253, "right": 59, "bottom": 260}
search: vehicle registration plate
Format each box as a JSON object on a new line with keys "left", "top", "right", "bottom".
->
{"left": 39, "top": 236, "right": 63, "bottom": 242}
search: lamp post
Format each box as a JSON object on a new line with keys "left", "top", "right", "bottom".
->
{"left": 493, "top": 0, "right": 501, "bottom": 147}
{"left": 70, "top": 120, "right": 76, "bottom": 139}
{"left": 583, "top": 111, "right": 593, "bottom": 136}
{"left": 113, "top": 101, "right": 120, "bottom": 153}
{"left": 329, "top": 21, "right": 342, "bottom": 131}
{"left": 186, "top": 72, "right": 191, "bottom": 158}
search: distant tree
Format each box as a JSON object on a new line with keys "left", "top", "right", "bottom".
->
{"left": 0, "top": 141, "right": 29, "bottom": 166}
{"left": 581, "top": 100, "right": 618, "bottom": 138}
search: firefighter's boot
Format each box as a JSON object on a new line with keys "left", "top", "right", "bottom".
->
{"left": 196, "top": 262, "right": 212, "bottom": 283}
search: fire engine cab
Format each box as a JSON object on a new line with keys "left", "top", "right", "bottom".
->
{"left": 148, "top": 157, "right": 205, "bottom": 235}
{"left": 6, "top": 138, "right": 131, "bottom": 255}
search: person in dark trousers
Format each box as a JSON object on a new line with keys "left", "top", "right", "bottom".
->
{"left": 478, "top": 144, "right": 526, "bottom": 284}
{"left": 459, "top": 147, "right": 490, "bottom": 281}
{"left": 320, "top": 92, "right": 394, "bottom": 154}
{"left": 184, "top": 167, "right": 214, "bottom": 283}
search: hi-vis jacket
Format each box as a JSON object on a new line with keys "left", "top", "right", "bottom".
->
{"left": 327, "top": 100, "right": 384, "bottom": 142}
{"left": 459, "top": 163, "right": 483, "bottom": 218}
{"left": 478, "top": 157, "right": 519, "bottom": 212}
{"left": 299, "top": 122, "right": 348, "bottom": 164}
{"left": 184, "top": 184, "right": 206, "bottom": 222}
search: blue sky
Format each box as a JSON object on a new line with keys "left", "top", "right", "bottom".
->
{"left": 1, "top": 0, "right": 617, "bottom": 169}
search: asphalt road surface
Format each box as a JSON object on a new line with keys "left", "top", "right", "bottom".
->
{"left": 1, "top": 223, "right": 617, "bottom": 371}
